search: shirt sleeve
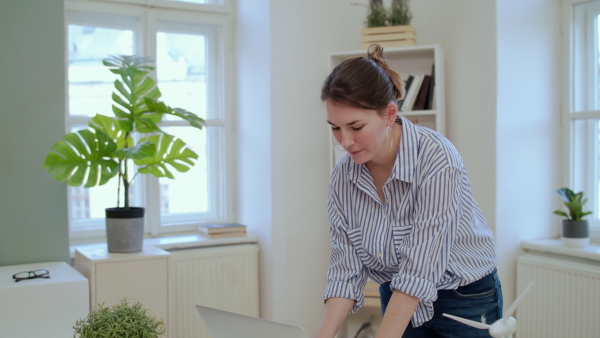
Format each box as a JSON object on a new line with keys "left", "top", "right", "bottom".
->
{"left": 323, "top": 186, "right": 368, "bottom": 314}
{"left": 391, "top": 166, "right": 462, "bottom": 304}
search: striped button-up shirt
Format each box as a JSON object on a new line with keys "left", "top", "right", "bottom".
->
{"left": 324, "top": 116, "right": 497, "bottom": 327}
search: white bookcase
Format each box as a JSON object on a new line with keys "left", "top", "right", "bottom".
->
{"left": 327, "top": 44, "right": 446, "bottom": 168}
{"left": 326, "top": 45, "right": 446, "bottom": 338}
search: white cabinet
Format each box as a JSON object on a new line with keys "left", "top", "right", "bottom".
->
{"left": 328, "top": 44, "right": 446, "bottom": 167}
{"left": 74, "top": 246, "right": 171, "bottom": 336}
{"left": 0, "top": 261, "right": 89, "bottom": 338}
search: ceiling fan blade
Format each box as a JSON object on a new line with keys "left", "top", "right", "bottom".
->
{"left": 443, "top": 313, "right": 491, "bottom": 330}
{"left": 505, "top": 281, "right": 534, "bottom": 318}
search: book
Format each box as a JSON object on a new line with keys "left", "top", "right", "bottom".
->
{"left": 199, "top": 231, "right": 247, "bottom": 239}
{"left": 400, "top": 74, "right": 423, "bottom": 112}
{"left": 426, "top": 64, "right": 435, "bottom": 110}
{"left": 198, "top": 223, "right": 247, "bottom": 234}
{"left": 397, "top": 75, "right": 414, "bottom": 109}
{"left": 413, "top": 75, "right": 431, "bottom": 111}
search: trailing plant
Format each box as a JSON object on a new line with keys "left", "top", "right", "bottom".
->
{"left": 43, "top": 55, "right": 204, "bottom": 209}
{"left": 389, "top": 0, "right": 412, "bottom": 26}
{"left": 73, "top": 298, "right": 165, "bottom": 338}
{"left": 553, "top": 188, "right": 592, "bottom": 221}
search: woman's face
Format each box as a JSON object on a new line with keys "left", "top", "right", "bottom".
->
{"left": 326, "top": 100, "right": 391, "bottom": 165}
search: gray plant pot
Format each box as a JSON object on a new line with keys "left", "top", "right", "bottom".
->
{"left": 561, "top": 220, "right": 589, "bottom": 248}
{"left": 105, "top": 207, "right": 145, "bottom": 253}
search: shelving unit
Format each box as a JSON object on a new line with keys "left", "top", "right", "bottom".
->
{"left": 327, "top": 44, "right": 445, "bottom": 168}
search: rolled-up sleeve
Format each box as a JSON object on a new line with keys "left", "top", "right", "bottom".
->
{"left": 323, "top": 187, "right": 368, "bottom": 314}
{"left": 391, "top": 167, "right": 462, "bottom": 318}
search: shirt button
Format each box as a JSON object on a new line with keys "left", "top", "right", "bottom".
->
{"left": 383, "top": 214, "right": 387, "bottom": 219}
{"left": 377, "top": 252, "right": 383, "bottom": 258}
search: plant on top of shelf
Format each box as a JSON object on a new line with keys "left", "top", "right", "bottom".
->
{"left": 73, "top": 298, "right": 165, "bottom": 338}
{"left": 389, "top": 0, "right": 412, "bottom": 26}
{"left": 362, "top": 0, "right": 413, "bottom": 27}
{"left": 43, "top": 55, "right": 205, "bottom": 210}
{"left": 553, "top": 188, "right": 592, "bottom": 221}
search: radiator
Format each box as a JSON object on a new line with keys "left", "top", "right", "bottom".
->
{"left": 168, "top": 244, "right": 260, "bottom": 338}
{"left": 516, "top": 253, "right": 600, "bottom": 338}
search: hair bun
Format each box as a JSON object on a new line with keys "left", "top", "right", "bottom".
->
{"left": 367, "top": 44, "right": 386, "bottom": 65}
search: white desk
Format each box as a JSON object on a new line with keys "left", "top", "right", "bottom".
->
{"left": 0, "top": 261, "right": 89, "bottom": 338}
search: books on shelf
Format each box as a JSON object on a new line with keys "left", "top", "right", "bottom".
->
{"left": 198, "top": 223, "right": 247, "bottom": 239}
{"left": 400, "top": 74, "right": 423, "bottom": 112}
{"left": 399, "top": 65, "right": 436, "bottom": 112}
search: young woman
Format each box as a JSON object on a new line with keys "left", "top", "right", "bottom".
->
{"left": 315, "top": 45, "right": 503, "bottom": 338}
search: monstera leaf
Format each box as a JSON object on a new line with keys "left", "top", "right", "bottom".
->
{"left": 135, "top": 134, "right": 199, "bottom": 179}
{"left": 145, "top": 98, "right": 205, "bottom": 130}
{"left": 103, "top": 55, "right": 162, "bottom": 133}
{"left": 43, "top": 129, "right": 119, "bottom": 188}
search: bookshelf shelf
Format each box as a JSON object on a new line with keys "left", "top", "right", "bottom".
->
{"left": 328, "top": 44, "right": 446, "bottom": 168}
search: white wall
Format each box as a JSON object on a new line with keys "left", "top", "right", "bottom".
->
{"left": 496, "top": 0, "right": 562, "bottom": 310}
{"left": 237, "top": 0, "right": 561, "bottom": 335}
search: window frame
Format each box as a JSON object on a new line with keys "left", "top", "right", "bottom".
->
{"left": 564, "top": 0, "right": 600, "bottom": 239}
{"left": 65, "top": 0, "right": 235, "bottom": 243}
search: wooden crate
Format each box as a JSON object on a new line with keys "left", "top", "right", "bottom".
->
{"left": 361, "top": 25, "right": 416, "bottom": 49}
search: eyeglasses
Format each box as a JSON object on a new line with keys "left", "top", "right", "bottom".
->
{"left": 12, "top": 269, "right": 50, "bottom": 282}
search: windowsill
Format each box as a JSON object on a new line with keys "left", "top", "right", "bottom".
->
{"left": 70, "top": 232, "right": 259, "bottom": 259}
{"left": 521, "top": 238, "right": 600, "bottom": 263}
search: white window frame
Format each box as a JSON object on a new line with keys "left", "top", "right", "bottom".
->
{"left": 65, "top": 0, "right": 235, "bottom": 242}
{"left": 564, "top": 0, "right": 600, "bottom": 239}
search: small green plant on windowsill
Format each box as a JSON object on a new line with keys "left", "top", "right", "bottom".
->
{"left": 553, "top": 188, "right": 592, "bottom": 221}
{"left": 73, "top": 298, "right": 165, "bottom": 338}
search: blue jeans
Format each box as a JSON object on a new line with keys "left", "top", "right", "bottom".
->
{"left": 379, "top": 269, "right": 503, "bottom": 338}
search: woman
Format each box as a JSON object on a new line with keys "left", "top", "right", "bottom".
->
{"left": 315, "top": 44, "right": 503, "bottom": 338}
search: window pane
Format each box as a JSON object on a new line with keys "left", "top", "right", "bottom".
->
{"left": 157, "top": 30, "right": 207, "bottom": 120}
{"left": 159, "top": 126, "right": 209, "bottom": 217}
{"left": 68, "top": 23, "right": 136, "bottom": 117}
{"left": 572, "top": 119, "right": 600, "bottom": 227}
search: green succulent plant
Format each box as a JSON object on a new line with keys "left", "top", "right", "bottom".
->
{"left": 43, "top": 55, "right": 204, "bottom": 209}
{"left": 73, "top": 298, "right": 165, "bottom": 338}
{"left": 553, "top": 188, "right": 592, "bottom": 221}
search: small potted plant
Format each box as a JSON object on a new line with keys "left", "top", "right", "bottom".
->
{"left": 553, "top": 188, "right": 592, "bottom": 247}
{"left": 360, "top": 0, "right": 416, "bottom": 49}
{"left": 73, "top": 298, "right": 165, "bottom": 337}
{"left": 43, "top": 55, "right": 204, "bottom": 253}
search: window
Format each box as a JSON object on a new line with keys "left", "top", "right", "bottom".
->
{"left": 568, "top": 0, "right": 600, "bottom": 232}
{"left": 65, "top": 0, "right": 234, "bottom": 241}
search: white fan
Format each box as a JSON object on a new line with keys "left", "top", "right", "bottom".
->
{"left": 442, "top": 281, "right": 534, "bottom": 338}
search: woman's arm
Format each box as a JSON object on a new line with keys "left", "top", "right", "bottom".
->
{"left": 314, "top": 297, "right": 355, "bottom": 338}
{"left": 375, "top": 290, "right": 420, "bottom": 338}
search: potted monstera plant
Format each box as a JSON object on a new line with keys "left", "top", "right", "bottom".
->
{"left": 553, "top": 187, "right": 593, "bottom": 248}
{"left": 43, "top": 55, "right": 204, "bottom": 253}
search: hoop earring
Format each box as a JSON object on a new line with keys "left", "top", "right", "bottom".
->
{"left": 332, "top": 134, "right": 345, "bottom": 152}
{"left": 387, "top": 125, "right": 395, "bottom": 153}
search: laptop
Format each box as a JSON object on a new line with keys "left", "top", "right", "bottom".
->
{"left": 195, "top": 305, "right": 309, "bottom": 338}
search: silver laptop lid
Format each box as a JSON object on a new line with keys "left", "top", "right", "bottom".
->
{"left": 195, "top": 305, "right": 309, "bottom": 338}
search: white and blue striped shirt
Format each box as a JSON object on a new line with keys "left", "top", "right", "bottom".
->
{"left": 324, "top": 116, "right": 497, "bottom": 327}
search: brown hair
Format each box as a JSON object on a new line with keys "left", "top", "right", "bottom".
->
{"left": 321, "top": 44, "right": 405, "bottom": 116}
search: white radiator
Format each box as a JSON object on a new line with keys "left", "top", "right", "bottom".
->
{"left": 168, "top": 244, "right": 260, "bottom": 338}
{"left": 516, "top": 253, "right": 600, "bottom": 338}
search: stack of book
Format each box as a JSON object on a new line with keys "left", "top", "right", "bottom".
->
{"left": 397, "top": 65, "right": 436, "bottom": 113}
{"left": 198, "top": 223, "right": 247, "bottom": 239}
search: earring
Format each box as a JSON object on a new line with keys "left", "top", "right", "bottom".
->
{"left": 332, "top": 134, "right": 345, "bottom": 152}
{"left": 387, "top": 125, "right": 395, "bottom": 153}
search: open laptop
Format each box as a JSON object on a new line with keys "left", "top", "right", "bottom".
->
{"left": 196, "top": 305, "right": 309, "bottom": 338}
